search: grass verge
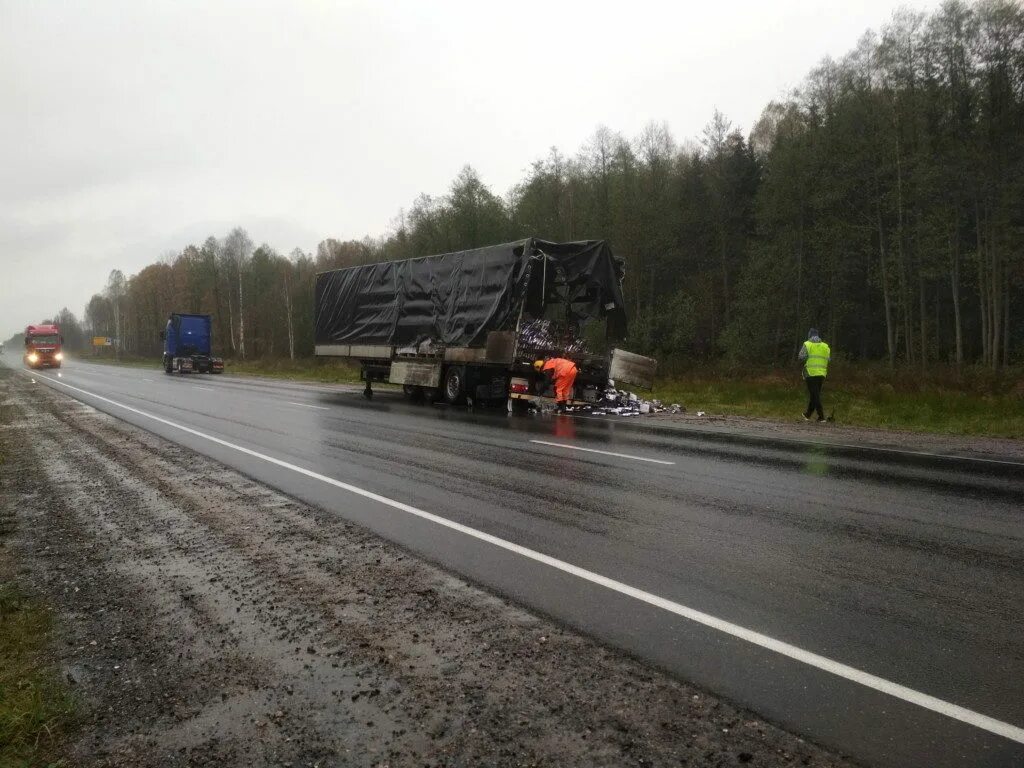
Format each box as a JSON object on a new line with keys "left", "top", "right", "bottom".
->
{"left": 224, "top": 358, "right": 362, "bottom": 384}
{"left": 652, "top": 364, "right": 1024, "bottom": 438}
{"left": 0, "top": 584, "right": 75, "bottom": 768}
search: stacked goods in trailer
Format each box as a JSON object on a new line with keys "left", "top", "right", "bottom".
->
{"left": 314, "top": 238, "right": 656, "bottom": 408}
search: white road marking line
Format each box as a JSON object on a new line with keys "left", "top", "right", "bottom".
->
{"left": 286, "top": 401, "right": 329, "bottom": 410}
{"left": 193, "top": 385, "right": 214, "bottom": 391}
{"left": 530, "top": 439, "right": 675, "bottom": 465}
{"left": 27, "top": 370, "right": 1024, "bottom": 746}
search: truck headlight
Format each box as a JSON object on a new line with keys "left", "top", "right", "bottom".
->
{"left": 55, "top": 352, "right": 63, "bottom": 361}
{"left": 27, "top": 353, "right": 38, "bottom": 363}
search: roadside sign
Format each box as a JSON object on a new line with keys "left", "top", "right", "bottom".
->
{"left": 92, "top": 336, "right": 113, "bottom": 347}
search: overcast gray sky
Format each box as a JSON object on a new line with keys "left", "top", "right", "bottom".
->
{"left": 1, "top": 0, "right": 938, "bottom": 336}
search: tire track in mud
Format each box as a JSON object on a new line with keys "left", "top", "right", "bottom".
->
{"left": 1, "top": 370, "right": 858, "bottom": 767}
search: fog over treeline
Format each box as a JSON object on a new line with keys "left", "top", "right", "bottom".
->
{"left": 27, "top": 1, "right": 1024, "bottom": 369}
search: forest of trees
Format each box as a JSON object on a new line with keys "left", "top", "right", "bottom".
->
{"left": 63, "top": 1, "right": 1023, "bottom": 370}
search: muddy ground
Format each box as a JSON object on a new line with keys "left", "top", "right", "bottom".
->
{"left": 0, "top": 367, "right": 858, "bottom": 768}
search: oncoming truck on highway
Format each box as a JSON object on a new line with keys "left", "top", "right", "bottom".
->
{"left": 24, "top": 323, "right": 63, "bottom": 369}
{"left": 313, "top": 238, "right": 656, "bottom": 410}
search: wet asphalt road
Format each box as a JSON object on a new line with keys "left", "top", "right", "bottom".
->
{"left": 8, "top": 354, "right": 1024, "bottom": 768}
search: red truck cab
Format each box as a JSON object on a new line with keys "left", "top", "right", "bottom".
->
{"left": 25, "top": 324, "right": 63, "bottom": 369}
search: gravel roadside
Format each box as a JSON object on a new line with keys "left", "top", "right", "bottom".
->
{"left": 0, "top": 367, "right": 859, "bottom": 768}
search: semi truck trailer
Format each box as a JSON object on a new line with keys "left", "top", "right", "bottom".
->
{"left": 161, "top": 313, "right": 224, "bottom": 374}
{"left": 314, "top": 238, "right": 656, "bottom": 409}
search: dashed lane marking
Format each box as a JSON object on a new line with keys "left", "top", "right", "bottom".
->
{"left": 530, "top": 439, "right": 675, "bottom": 465}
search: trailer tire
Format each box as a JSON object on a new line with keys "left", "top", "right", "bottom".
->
{"left": 164, "top": 358, "right": 173, "bottom": 374}
{"left": 443, "top": 366, "right": 466, "bottom": 405}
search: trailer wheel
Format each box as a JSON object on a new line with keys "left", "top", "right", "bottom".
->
{"left": 443, "top": 366, "right": 466, "bottom": 405}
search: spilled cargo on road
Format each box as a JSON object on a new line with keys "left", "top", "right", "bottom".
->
{"left": 313, "top": 238, "right": 657, "bottom": 411}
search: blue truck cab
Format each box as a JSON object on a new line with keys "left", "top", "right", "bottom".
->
{"left": 161, "top": 313, "right": 223, "bottom": 374}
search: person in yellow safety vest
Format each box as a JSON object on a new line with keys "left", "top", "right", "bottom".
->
{"left": 799, "top": 328, "right": 831, "bottom": 422}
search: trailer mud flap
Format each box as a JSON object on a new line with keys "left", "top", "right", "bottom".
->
{"left": 388, "top": 360, "right": 442, "bottom": 388}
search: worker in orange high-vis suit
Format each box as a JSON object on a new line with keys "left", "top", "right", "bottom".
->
{"left": 534, "top": 357, "right": 578, "bottom": 408}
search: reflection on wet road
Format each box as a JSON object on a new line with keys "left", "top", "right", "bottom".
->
{"left": 9, "top": 353, "right": 1024, "bottom": 768}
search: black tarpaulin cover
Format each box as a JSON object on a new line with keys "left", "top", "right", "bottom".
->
{"left": 314, "top": 238, "right": 627, "bottom": 348}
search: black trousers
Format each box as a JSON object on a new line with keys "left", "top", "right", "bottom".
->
{"left": 805, "top": 376, "right": 825, "bottom": 420}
